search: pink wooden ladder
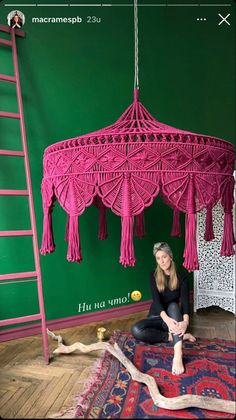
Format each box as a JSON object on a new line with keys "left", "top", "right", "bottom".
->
{"left": 0, "top": 25, "right": 49, "bottom": 364}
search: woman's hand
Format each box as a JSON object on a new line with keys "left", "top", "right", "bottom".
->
{"left": 167, "top": 318, "right": 188, "bottom": 336}
{"left": 173, "top": 320, "right": 188, "bottom": 337}
{"left": 166, "top": 317, "right": 180, "bottom": 335}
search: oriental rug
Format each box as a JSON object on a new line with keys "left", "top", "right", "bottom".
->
{"left": 54, "top": 330, "right": 235, "bottom": 419}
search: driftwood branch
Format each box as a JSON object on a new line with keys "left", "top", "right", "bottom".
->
{"left": 49, "top": 331, "right": 235, "bottom": 415}
{"left": 47, "top": 328, "right": 63, "bottom": 344}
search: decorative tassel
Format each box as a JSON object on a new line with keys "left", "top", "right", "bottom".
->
{"left": 120, "top": 173, "right": 136, "bottom": 267}
{"left": 183, "top": 213, "right": 199, "bottom": 271}
{"left": 98, "top": 204, "right": 108, "bottom": 240}
{"left": 204, "top": 205, "right": 214, "bottom": 241}
{"left": 93, "top": 195, "right": 108, "bottom": 240}
{"left": 66, "top": 215, "right": 82, "bottom": 263}
{"left": 119, "top": 216, "right": 136, "bottom": 267}
{"left": 171, "top": 207, "right": 182, "bottom": 237}
{"left": 40, "top": 208, "right": 55, "bottom": 255}
{"left": 135, "top": 211, "right": 146, "bottom": 238}
{"left": 220, "top": 212, "right": 235, "bottom": 257}
{"left": 183, "top": 176, "right": 199, "bottom": 271}
{"left": 220, "top": 177, "right": 235, "bottom": 256}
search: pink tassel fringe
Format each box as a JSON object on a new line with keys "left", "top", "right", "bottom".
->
{"left": 220, "top": 212, "right": 235, "bottom": 257}
{"left": 183, "top": 213, "right": 199, "bottom": 272}
{"left": 183, "top": 177, "right": 199, "bottom": 271}
{"left": 40, "top": 209, "right": 55, "bottom": 255}
{"left": 204, "top": 205, "right": 215, "bottom": 241}
{"left": 119, "top": 216, "right": 136, "bottom": 267}
{"left": 120, "top": 174, "right": 136, "bottom": 267}
{"left": 67, "top": 215, "right": 82, "bottom": 263}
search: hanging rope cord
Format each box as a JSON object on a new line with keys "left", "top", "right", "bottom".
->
{"left": 134, "top": 0, "right": 139, "bottom": 89}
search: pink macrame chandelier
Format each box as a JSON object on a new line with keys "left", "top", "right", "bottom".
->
{"left": 40, "top": 1, "right": 235, "bottom": 271}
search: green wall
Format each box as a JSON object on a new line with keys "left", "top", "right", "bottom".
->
{"left": 0, "top": 1, "right": 235, "bottom": 325}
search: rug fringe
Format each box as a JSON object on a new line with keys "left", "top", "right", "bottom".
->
{"left": 50, "top": 406, "right": 78, "bottom": 419}
{"left": 51, "top": 350, "right": 106, "bottom": 419}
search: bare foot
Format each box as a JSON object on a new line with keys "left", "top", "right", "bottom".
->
{"left": 172, "top": 352, "right": 185, "bottom": 375}
{"left": 183, "top": 333, "right": 196, "bottom": 342}
{"left": 168, "top": 332, "right": 196, "bottom": 343}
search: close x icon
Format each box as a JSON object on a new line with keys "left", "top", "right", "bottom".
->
{"left": 218, "top": 13, "right": 231, "bottom": 26}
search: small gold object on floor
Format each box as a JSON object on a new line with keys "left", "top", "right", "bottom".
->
{"left": 97, "top": 327, "right": 107, "bottom": 341}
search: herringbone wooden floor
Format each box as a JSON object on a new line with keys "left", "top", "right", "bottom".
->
{"left": 0, "top": 307, "right": 235, "bottom": 419}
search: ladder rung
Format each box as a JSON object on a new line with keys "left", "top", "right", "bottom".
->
{"left": 0, "top": 189, "right": 29, "bottom": 196}
{"left": 0, "top": 38, "right": 12, "bottom": 47}
{"left": 0, "top": 24, "right": 25, "bottom": 38}
{"left": 0, "top": 230, "right": 33, "bottom": 237}
{"left": 0, "top": 111, "right": 20, "bottom": 119}
{"left": 0, "top": 314, "right": 41, "bottom": 328}
{"left": 0, "top": 74, "right": 16, "bottom": 83}
{"left": 0, "top": 150, "right": 24, "bottom": 157}
{"left": 0, "top": 271, "right": 37, "bottom": 281}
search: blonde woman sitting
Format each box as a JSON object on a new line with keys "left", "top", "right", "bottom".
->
{"left": 131, "top": 242, "right": 196, "bottom": 375}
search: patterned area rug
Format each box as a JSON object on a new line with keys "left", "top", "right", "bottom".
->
{"left": 55, "top": 330, "right": 235, "bottom": 419}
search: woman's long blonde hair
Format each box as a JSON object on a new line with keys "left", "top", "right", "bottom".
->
{"left": 154, "top": 260, "right": 178, "bottom": 292}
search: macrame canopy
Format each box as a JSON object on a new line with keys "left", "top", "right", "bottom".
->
{"left": 40, "top": 2, "right": 235, "bottom": 272}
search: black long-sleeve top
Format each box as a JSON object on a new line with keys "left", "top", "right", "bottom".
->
{"left": 148, "top": 271, "right": 190, "bottom": 317}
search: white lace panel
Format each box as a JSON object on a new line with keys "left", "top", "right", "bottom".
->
{"left": 194, "top": 201, "right": 236, "bottom": 315}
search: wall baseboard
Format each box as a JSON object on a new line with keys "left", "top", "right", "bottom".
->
{"left": 0, "top": 291, "right": 193, "bottom": 343}
{"left": 0, "top": 300, "right": 151, "bottom": 343}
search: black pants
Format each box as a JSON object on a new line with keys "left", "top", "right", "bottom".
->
{"left": 131, "top": 302, "right": 183, "bottom": 346}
